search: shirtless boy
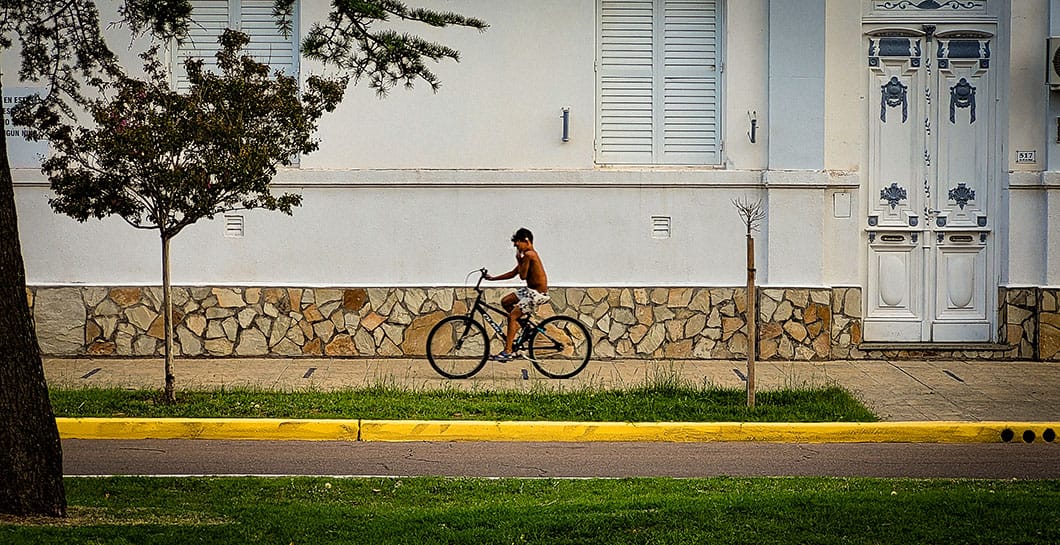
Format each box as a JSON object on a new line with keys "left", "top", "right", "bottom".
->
{"left": 485, "top": 227, "right": 549, "bottom": 362}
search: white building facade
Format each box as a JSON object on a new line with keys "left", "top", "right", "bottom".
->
{"left": 12, "top": 0, "right": 1060, "bottom": 361}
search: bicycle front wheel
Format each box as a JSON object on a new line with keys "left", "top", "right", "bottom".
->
{"left": 528, "top": 315, "right": 592, "bottom": 379}
{"left": 426, "top": 316, "right": 489, "bottom": 379}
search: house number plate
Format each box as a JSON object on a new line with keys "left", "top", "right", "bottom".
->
{"left": 1016, "top": 150, "right": 1037, "bottom": 164}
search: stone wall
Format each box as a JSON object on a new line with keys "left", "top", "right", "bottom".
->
{"left": 829, "top": 287, "right": 864, "bottom": 359}
{"left": 1002, "top": 287, "right": 1060, "bottom": 361}
{"left": 1042, "top": 289, "right": 1060, "bottom": 361}
{"left": 23, "top": 284, "right": 1057, "bottom": 361}
{"left": 26, "top": 285, "right": 864, "bottom": 361}
{"left": 1003, "top": 287, "right": 1039, "bottom": 359}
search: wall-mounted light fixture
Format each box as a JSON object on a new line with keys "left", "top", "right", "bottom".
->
{"left": 561, "top": 107, "right": 571, "bottom": 142}
{"left": 748, "top": 111, "right": 758, "bottom": 143}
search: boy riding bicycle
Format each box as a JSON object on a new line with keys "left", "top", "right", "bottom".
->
{"left": 485, "top": 227, "right": 549, "bottom": 362}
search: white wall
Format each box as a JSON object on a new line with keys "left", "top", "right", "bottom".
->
{"left": 301, "top": 0, "right": 596, "bottom": 170}
{"left": 1007, "top": 182, "right": 1048, "bottom": 285}
{"left": 1009, "top": 0, "right": 1056, "bottom": 286}
{"left": 18, "top": 172, "right": 762, "bottom": 286}
{"left": 723, "top": 0, "right": 769, "bottom": 170}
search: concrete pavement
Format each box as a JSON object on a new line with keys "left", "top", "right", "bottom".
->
{"left": 44, "top": 357, "right": 1060, "bottom": 443}
{"left": 44, "top": 356, "right": 1060, "bottom": 421}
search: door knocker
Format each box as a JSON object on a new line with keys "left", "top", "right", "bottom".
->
{"left": 949, "top": 78, "right": 976, "bottom": 123}
{"left": 881, "top": 76, "right": 908, "bottom": 123}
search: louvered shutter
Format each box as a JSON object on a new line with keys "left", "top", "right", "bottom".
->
{"left": 659, "top": 0, "right": 718, "bottom": 164}
{"left": 240, "top": 0, "right": 297, "bottom": 76}
{"left": 175, "top": 0, "right": 230, "bottom": 91}
{"left": 175, "top": 1, "right": 297, "bottom": 91}
{"left": 597, "top": 0, "right": 719, "bottom": 165}
{"left": 598, "top": 0, "right": 655, "bottom": 163}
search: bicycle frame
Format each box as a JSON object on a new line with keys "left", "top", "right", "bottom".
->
{"left": 463, "top": 269, "right": 536, "bottom": 350}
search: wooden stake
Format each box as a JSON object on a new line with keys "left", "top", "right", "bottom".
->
{"left": 746, "top": 233, "right": 756, "bottom": 408}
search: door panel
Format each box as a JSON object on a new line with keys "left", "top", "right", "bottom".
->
{"left": 934, "top": 236, "right": 990, "bottom": 341}
{"left": 866, "top": 233, "right": 922, "bottom": 341}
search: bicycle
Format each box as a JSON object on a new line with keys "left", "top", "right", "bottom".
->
{"left": 426, "top": 268, "right": 593, "bottom": 379}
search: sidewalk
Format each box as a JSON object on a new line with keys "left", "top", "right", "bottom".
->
{"left": 43, "top": 356, "right": 1060, "bottom": 422}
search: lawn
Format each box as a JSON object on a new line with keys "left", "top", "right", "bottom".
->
{"left": 49, "top": 383, "right": 877, "bottom": 422}
{"left": 3, "top": 477, "right": 1059, "bottom": 544}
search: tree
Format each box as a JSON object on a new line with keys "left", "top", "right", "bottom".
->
{"left": 1, "top": 0, "right": 485, "bottom": 516}
{"left": 26, "top": 30, "right": 345, "bottom": 402}
{"left": 733, "top": 198, "right": 765, "bottom": 408}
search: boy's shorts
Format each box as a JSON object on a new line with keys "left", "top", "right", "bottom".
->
{"left": 516, "top": 287, "right": 550, "bottom": 314}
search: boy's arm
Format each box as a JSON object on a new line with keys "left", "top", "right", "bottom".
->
{"left": 487, "top": 253, "right": 524, "bottom": 281}
{"left": 486, "top": 269, "right": 518, "bottom": 281}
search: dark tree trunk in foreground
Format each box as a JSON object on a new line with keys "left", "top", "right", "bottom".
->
{"left": 0, "top": 82, "right": 67, "bottom": 517}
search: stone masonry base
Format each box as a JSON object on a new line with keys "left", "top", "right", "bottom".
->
{"left": 24, "top": 285, "right": 1058, "bottom": 361}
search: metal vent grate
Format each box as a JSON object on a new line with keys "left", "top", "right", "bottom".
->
{"left": 224, "top": 214, "right": 244, "bottom": 238}
{"left": 651, "top": 215, "right": 671, "bottom": 239}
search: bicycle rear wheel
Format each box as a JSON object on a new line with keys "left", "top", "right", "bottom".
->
{"left": 426, "top": 316, "right": 489, "bottom": 379}
{"left": 528, "top": 315, "right": 592, "bottom": 379}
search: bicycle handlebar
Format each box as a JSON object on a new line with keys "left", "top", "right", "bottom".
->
{"left": 475, "top": 268, "right": 488, "bottom": 290}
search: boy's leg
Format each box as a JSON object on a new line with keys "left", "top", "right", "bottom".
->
{"left": 505, "top": 306, "right": 523, "bottom": 353}
{"left": 496, "top": 292, "right": 520, "bottom": 356}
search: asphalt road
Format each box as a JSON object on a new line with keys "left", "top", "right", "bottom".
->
{"left": 62, "top": 440, "right": 1060, "bottom": 479}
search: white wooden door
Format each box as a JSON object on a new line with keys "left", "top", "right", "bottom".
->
{"left": 863, "top": 24, "right": 996, "bottom": 342}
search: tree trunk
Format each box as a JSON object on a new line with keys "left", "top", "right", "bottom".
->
{"left": 0, "top": 82, "right": 67, "bottom": 517}
{"left": 162, "top": 234, "right": 176, "bottom": 403}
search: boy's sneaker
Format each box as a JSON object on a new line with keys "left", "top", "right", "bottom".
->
{"left": 490, "top": 351, "right": 514, "bottom": 363}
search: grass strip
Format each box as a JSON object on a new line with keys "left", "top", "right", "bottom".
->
{"left": 50, "top": 384, "right": 876, "bottom": 422}
{"left": 3, "top": 477, "right": 1059, "bottom": 544}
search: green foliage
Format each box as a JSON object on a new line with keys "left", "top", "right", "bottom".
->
{"left": 1, "top": 1, "right": 195, "bottom": 124}
{"left": 0, "top": 1, "right": 116, "bottom": 121}
{"left": 300, "top": 0, "right": 489, "bottom": 93}
{"left": 31, "top": 29, "right": 345, "bottom": 239}
{"left": 117, "top": 0, "right": 193, "bottom": 40}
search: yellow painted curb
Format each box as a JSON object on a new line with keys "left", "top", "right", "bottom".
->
{"left": 57, "top": 418, "right": 360, "bottom": 441}
{"left": 358, "top": 420, "right": 1060, "bottom": 443}
{"left": 56, "top": 418, "right": 1060, "bottom": 444}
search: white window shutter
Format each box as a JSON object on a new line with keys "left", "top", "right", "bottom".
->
{"left": 659, "top": 0, "right": 719, "bottom": 164}
{"left": 175, "top": 0, "right": 231, "bottom": 91}
{"left": 597, "top": 0, "right": 720, "bottom": 165}
{"left": 175, "top": 1, "right": 297, "bottom": 91}
{"left": 240, "top": 0, "right": 298, "bottom": 76}
{"left": 598, "top": 0, "right": 655, "bottom": 164}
